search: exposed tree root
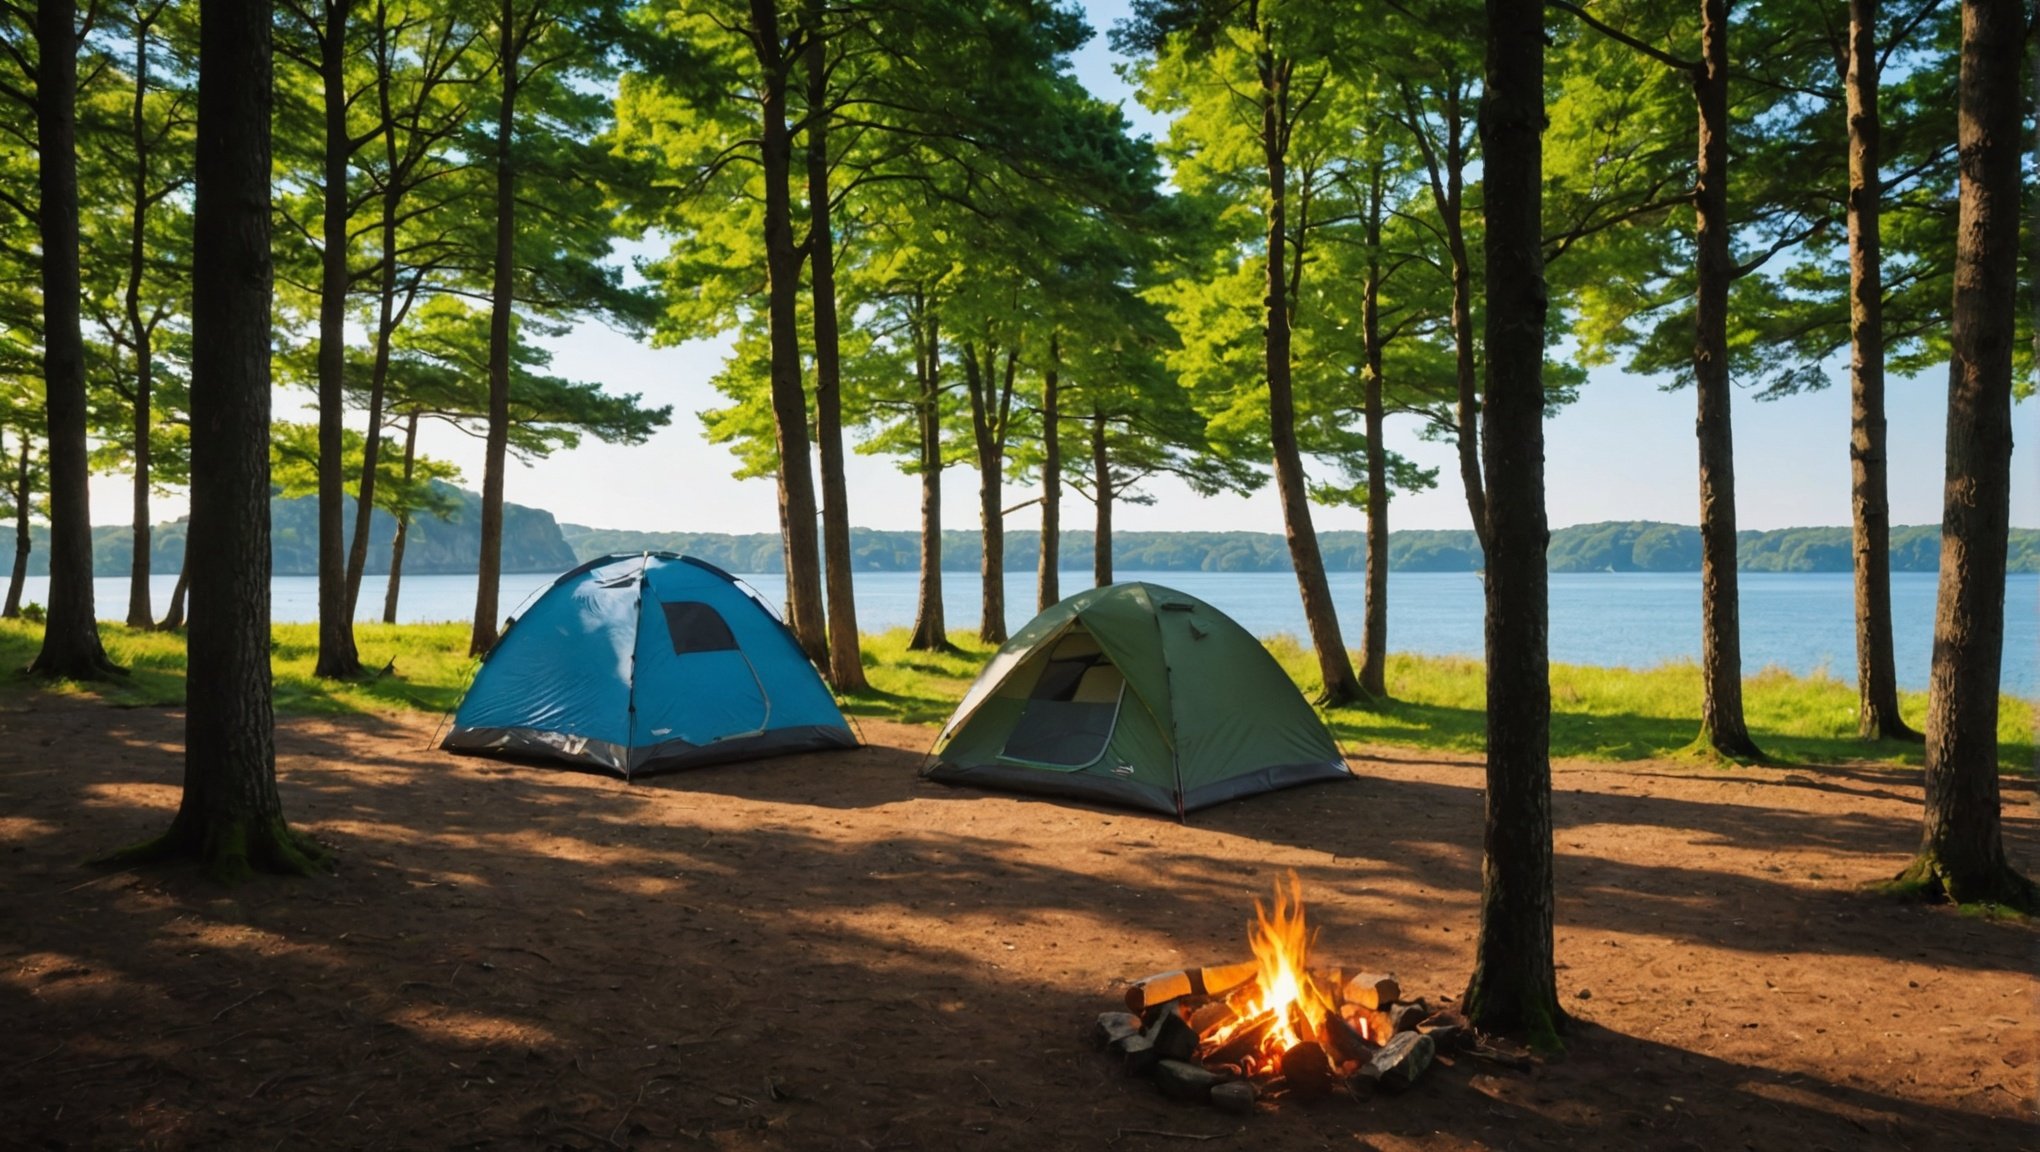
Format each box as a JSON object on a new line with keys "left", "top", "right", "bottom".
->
{"left": 97, "top": 814, "right": 331, "bottom": 885}
{"left": 1883, "top": 852, "right": 2038, "bottom": 915}
{"left": 1463, "top": 978, "right": 1569, "bottom": 1055}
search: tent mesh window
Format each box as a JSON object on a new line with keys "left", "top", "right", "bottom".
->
{"left": 1001, "top": 630, "right": 1126, "bottom": 768}
{"left": 661, "top": 601, "right": 738, "bottom": 654}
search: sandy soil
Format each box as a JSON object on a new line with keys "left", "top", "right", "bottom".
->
{"left": 0, "top": 696, "right": 2034, "bottom": 1151}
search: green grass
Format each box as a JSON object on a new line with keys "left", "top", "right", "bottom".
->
{"left": 1257, "top": 635, "right": 2036, "bottom": 773}
{"left": 0, "top": 619, "right": 477, "bottom": 715}
{"left": 1, "top": 618, "right": 2031, "bottom": 771}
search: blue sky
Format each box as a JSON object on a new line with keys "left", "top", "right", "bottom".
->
{"left": 106, "top": 0, "right": 2033, "bottom": 537}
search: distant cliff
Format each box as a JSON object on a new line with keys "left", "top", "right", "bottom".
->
{"left": 20, "top": 483, "right": 578, "bottom": 577}
{"left": 558, "top": 521, "right": 2040, "bottom": 575}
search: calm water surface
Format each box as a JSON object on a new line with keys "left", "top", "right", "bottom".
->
{"left": 22, "top": 568, "right": 2038, "bottom": 696}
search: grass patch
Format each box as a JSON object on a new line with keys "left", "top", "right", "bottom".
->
{"left": 1259, "top": 635, "right": 2036, "bottom": 773}
{"left": 0, "top": 619, "right": 477, "bottom": 716}
{"left": 0, "top": 618, "right": 2031, "bottom": 772}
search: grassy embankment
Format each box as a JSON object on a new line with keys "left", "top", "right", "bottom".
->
{"left": 0, "top": 619, "right": 2031, "bottom": 771}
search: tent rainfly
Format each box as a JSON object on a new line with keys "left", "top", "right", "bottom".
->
{"left": 443, "top": 553, "right": 855, "bottom": 777}
{"left": 924, "top": 583, "right": 1351, "bottom": 815}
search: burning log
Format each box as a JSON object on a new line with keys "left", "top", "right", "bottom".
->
{"left": 1320, "top": 1010, "right": 1373, "bottom": 1064}
{"left": 1200, "top": 1013, "right": 1276, "bottom": 1068}
{"left": 1124, "top": 961, "right": 1260, "bottom": 1014}
{"left": 1341, "top": 1002, "right": 1396, "bottom": 1045}
{"left": 1357, "top": 1031, "right": 1435, "bottom": 1092}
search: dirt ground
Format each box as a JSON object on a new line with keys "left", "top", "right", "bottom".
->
{"left": 1, "top": 696, "right": 2034, "bottom": 1151}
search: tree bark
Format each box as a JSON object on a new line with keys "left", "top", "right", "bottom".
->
{"left": 1843, "top": 0, "right": 1915, "bottom": 741}
{"left": 109, "top": 0, "right": 324, "bottom": 879}
{"left": 1440, "top": 84, "right": 1486, "bottom": 552}
{"left": 964, "top": 343, "right": 1016, "bottom": 645}
{"left": 1037, "top": 333, "right": 1060, "bottom": 611}
{"left": 1893, "top": 0, "right": 2036, "bottom": 910}
{"left": 805, "top": 24, "right": 864, "bottom": 691}
{"left": 31, "top": 0, "right": 113, "bottom": 679}
{"left": 1461, "top": 0, "right": 1564, "bottom": 1048}
{"left": 160, "top": 544, "right": 189, "bottom": 629}
{"left": 1091, "top": 405, "right": 1112, "bottom": 587}
{"left": 1691, "top": 0, "right": 1760, "bottom": 759}
{"left": 752, "top": 0, "right": 828, "bottom": 671}
{"left": 381, "top": 412, "right": 419, "bottom": 624}
{"left": 5, "top": 435, "right": 29, "bottom": 618}
{"left": 1259, "top": 43, "right": 1360, "bottom": 706}
{"left": 1360, "top": 264, "right": 1389, "bottom": 699}
{"left": 313, "top": 0, "right": 361, "bottom": 678}
{"left": 907, "top": 307, "right": 948, "bottom": 651}
{"left": 344, "top": 9, "right": 402, "bottom": 624}
{"left": 470, "top": 0, "right": 518, "bottom": 657}
{"left": 123, "top": 17, "right": 157, "bottom": 629}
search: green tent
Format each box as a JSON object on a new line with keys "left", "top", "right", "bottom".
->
{"left": 925, "top": 583, "right": 1352, "bottom": 815}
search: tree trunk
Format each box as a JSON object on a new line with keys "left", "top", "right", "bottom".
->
{"left": 313, "top": 0, "right": 361, "bottom": 678}
{"left": 964, "top": 343, "right": 1015, "bottom": 645}
{"left": 1843, "top": 0, "right": 1915, "bottom": 742}
{"left": 1360, "top": 281, "right": 1389, "bottom": 699}
{"left": 31, "top": 0, "right": 113, "bottom": 679}
{"left": 752, "top": 0, "right": 827, "bottom": 671}
{"left": 1259, "top": 46, "right": 1359, "bottom": 706}
{"left": 5, "top": 436, "right": 29, "bottom": 618}
{"left": 1691, "top": 0, "right": 1759, "bottom": 759}
{"left": 109, "top": 0, "right": 324, "bottom": 879}
{"left": 805, "top": 25, "right": 864, "bottom": 691}
{"left": 1091, "top": 405, "right": 1112, "bottom": 587}
{"left": 1037, "top": 334, "right": 1060, "bottom": 611}
{"left": 1442, "top": 86, "right": 1486, "bottom": 553}
{"left": 1461, "top": 0, "right": 1563, "bottom": 1048}
{"left": 907, "top": 308, "right": 948, "bottom": 651}
{"left": 1893, "top": 0, "right": 2035, "bottom": 910}
{"left": 470, "top": 0, "right": 518, "bottom": 657}
{"left": 160, "top": 544, "right": 189, "bottom": 630}
{"left": 124, "top": 18, "right": 156, "bottom": 629}
{"left": 381, "top": 412, "right": 419, "bottom": 624}
{"left": 344, "top": 21, "right": 402, "bottom": 623}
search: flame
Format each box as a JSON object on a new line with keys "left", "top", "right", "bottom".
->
{"left": 1200, "top": 871, "right": 1332, "bottom": 1068}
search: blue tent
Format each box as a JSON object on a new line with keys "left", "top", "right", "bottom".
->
{"left": 443, "top": 553, "right": 856, "bottom": 777}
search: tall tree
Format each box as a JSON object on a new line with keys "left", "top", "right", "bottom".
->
{"left": 1036, "top": 331, "right": 1060, "bottom": 610}
{"left": 1461, "top": 0, "right": 1563, "bottom": 1047}
{"left": 30, "top": 0, "right": 114, "bottom": 678}
{"left": 113, "top": 0, "right": 324, "bottom": 878}
{"left": 1120, "top": 0, "right": 1366, "bottom": 704}
{"left": 1891, "top": 0, "right": 2036, "bottom": 910}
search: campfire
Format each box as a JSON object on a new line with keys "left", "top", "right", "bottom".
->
{"left": 1093, "top": 874, "right": 1466, "bottom": 1112}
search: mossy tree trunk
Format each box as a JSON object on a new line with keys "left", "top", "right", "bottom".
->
{"left": 1893, "top": 0, "right": 2036, "bottom": 912}
{"left": 1461, "top": 0, "right": 1564, "bottom": 1049}
{"left": 110, "top": 0, "right": 325, "bottom": 880}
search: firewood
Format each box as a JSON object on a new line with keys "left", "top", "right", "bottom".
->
{"left": 1390, "top": 1003, "right": 1427, "bottom": 1035}
{"left": 1188, "top": 1000, "right": 1236, "bottom": 1037}
{"left": 1320, "top": 1011, "right": 1373, "bottom": 1063}
{"left": 1118, "top": 1034, "right": 1160, "bottom": 1077}
{"left": 1357, "top": 1031, "right": 1434, "bottom": 1092}
{"left": 1341, "top": 1002, "right": 1395, "bottom": 1045}
{"left": 1341, "top": 972, "right": 1399, "bottom": 1010}
{"left": 1143, "top": 1006, "right": 1199, "bottom": 1062}
{"left": 1279, "top": 1041, "right": 1332, "bottom": 1101}
{"left": 1124, "top": 961, "right": 1260, "bottom": 1014}
{"left": 1200, "top": 1014, "right": 1275, "bottom": 1067}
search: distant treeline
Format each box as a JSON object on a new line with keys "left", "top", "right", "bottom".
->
{"left": 559, "top": 521, "right": 2040, "bottom": 575}
{"left": 20, "top": 485, "right": 578, "bottom": 578}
